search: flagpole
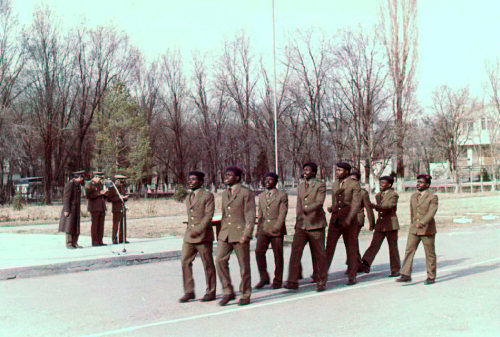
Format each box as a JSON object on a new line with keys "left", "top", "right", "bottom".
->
{"left": 272, "top": 0, "right": 279, "bottom": 177}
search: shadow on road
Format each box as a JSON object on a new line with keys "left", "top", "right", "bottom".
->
{"left": 435, "top": 263, "right": 500, "bottom": 283}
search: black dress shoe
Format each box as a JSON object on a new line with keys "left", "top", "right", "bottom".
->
{"left": 201, "top": 293, "right": 216, "bottom": 302}
{"left": 316, "top": 284, "right": 326, "bottom": 292}
{"left": 360, "top": 260, "right": 370, "bottom": 273}
{"left": 92, "top": 243, "right": 100, "bottom": 247}
{"left": 66, "top": 245, "right": 76, "bottom": 250}
{"left": 255, "top": 280, "right": 270, "bottom": 289}
{"left": 270, "top": 284, "right": 282, "bottom": 289}
{"left": 179, "top": 293, "right": 195, "bottom": 303}
{"left": 284, "top": 282, "right": 299, "bottom": 290}
{"left": 396, "top": 275, "right": 412, "bottom": 283}
{"left": 238, "top": 298, "right": 251, "bottom": 306}
{"left": 99, "top": 243, "right": 107, "bottom": 246}
{"left": 388, "top": 272, "right": 400, "bottom": 277}
{"left": 73, "top": 244, "right": 83, "bottom": 249}
{"left": 219, "top": 293, "right": 236, "bottom": 306}
{"left": 346, "top": 278, "right": 357, "bottom": 286}
{"left": 112, "top": 240, "right": 118, "bottom": 245}
{"left": 424, "top": 278, "right": 435, "bottom": 285}
{"left": 119, "top": 240, "right": 130, "bottom": 244}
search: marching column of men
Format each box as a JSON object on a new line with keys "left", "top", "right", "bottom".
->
{"left": 179, "top": 164, "right": 439, "bottom": 306}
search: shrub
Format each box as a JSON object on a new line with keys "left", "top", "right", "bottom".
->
{"left": 172, "top": 185, "right": 189, "bottom": 202}
{"left": 12, "top": 192, "right": 23, "bottom": 211}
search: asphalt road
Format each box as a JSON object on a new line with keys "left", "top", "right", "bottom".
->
{"left": 1, "top": 223, "right": 499, "bottom": 337}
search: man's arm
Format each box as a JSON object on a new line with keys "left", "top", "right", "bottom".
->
{"left": 273, "top": 193, "right": 289, "bottom": 233}
{"left": 419, "top": 195, "right": 439, "bottom": 226}
{"left": 191, "top": 193, "right": 215, "bottom": 235}
{"left": 363, "top": 192, "right": 376, "bottom": 229}
{"left": 303, "top": 182, "right": 326, "bottom": 213}
{"left": 346, "top": 182, "right": 361, "bottom": 225}
{"left": 62, "top": 181, "right": 73, "bottom": 215}
{"left": 241, "top": 190, "right": 256, "bottom": 241}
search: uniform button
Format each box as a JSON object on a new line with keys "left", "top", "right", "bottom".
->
{"left": 191, "top": 225, "right": 194, "bottom": 227}
{"left": 228, "top": 215, "right": 231, "bottom": 217}
{"left": 305, "top": 205, "right": 308, "bottom": 207}
{"left": 191, "top": 216, "right": 194, "bottom": 219}
{"left": 228, "top": 222, "right": 231, "bottom": 225}
{"left": 305, "top": 197, "right": 308, "bottom": 200}
{"left": 228, "top": 207, "right": 231, "bottom": 209}
{"left": 267, "top": 219, "right": 270, "bottom": 222}
{"left": 190, "top": 210, "right": 193, "bottom": 212}
{"left": 266, "top": 206, "right": 269, "bottom": 209}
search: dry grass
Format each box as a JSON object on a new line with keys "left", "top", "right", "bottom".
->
{"left": 4, "top": 191, "right": 500, "bottom": 239}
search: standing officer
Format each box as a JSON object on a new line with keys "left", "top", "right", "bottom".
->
{"left": 284, "top": 162, "right": 328, "bottom": 292}
{"left": 179, "top": 171, "right": 216, "bottom": 303}
{"left": 397, "top": 174, "right": 439, "bottom": 285}
{"left": 255, "top": 172, "right": 288, "bottom": 290}
{"left": 349, "top": 171, "right": 375, "bottom": 271}
{"left": 326, "top": 162, "right": 362, "bottom": 285}
{"left": 360, "top": 176, "right": 401, "bottom": 277}
{"left": 86, "top": 171, "right": 108, "bottom": 246}
{"left": 58, "top": 170, "right": 85, "bottom": 249}
{"left": 106, "top": 174, "right": 129, "bottom": 244}
{"left": 216, "top": 167, "right": 256, "bottom": 306}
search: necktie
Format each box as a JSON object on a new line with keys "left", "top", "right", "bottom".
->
{"left": 266, "top": 191, "right": 271, "bottom": 202}
{"left": 228, "top": 187, "right": 232, "bottom": 198}
{"left": 305, "top": 181, "right": 309, "bottom": 190}
{"left": 189, "top": 192, "right": 194, "bottom": 203}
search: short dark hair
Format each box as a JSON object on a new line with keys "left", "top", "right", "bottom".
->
{"left": 417, "top": 174, "right": 432, "bottom": 185}
{"left": 189, "top": 170, "right": 205, "bottom": 183}
{"left": 225, "top": 166, "right": 243, "bottom": 181}
{"left": 380, "top": 176, "right": 394, "bottom": 185}
{"left": 302, "top": 162, "right": 318, "bottom": 175}
{"left": 264, "top": 172, "right": 279, "bottom": 181}
{"left": 349, "top": 171, "right": 361, "bottom": 180}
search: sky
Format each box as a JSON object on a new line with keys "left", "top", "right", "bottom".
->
{"left": 12, "top": 0, "right": 500, "bottom": 109}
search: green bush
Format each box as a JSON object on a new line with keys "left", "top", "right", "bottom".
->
{"left": 172, "top": 185, "right": 189, "bottom": 202}
{"left": 12, "top": 192, "right": 23, "bottom": 211}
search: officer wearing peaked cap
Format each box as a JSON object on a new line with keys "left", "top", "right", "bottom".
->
{"left": 58, "top": 170, "right": 85, "bottom": 249}
{"left": 106, "top": 174, "right": 129, "bottom": 244}
{"left": 86, "top": 171, "right": 108, "bottom": 246}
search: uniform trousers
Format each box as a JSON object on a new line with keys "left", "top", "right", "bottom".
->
{"left": 326, "top": 221, "right": 359, "bottom": 280}
{"left": 401, "top": 233, "right": 436, "bottom": 279}
{"left": 65, "top": 233, "right": 79, "bottom": 247}
{"left": 112, "top": 212, "right": 124, "bottom": 243}
{"left": 287, "top": 228, "right": 327, "bottom": 286}
{"left": 216, "top": 240, "right": 251, "bottom": 299}
{"left": 181, "top": 241, "right": 216, "bottom": 296}
{"left": 255, "top": 234, "right": 284, "bottom": 286}
{"left": 90, "top": 211, "right": 105, "bottom": 245}
{"left": 362, "top": 230, "right": 401, "bottom": 274}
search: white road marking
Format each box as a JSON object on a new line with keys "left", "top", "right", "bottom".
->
{"left": 85, "top": 256, "right": 500, "bottom": 337}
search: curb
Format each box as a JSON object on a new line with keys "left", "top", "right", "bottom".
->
{"left": 0, "top": 250, "right": 183, "bottom": 281}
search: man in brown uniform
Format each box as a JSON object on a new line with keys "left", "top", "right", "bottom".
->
{"left": 216, "top": 167, "right": 256, "bottom": 306}
{"left": 255, "top": 172, "right": 288, "bottom": 290}
{"left": 285, "top": 162, "right": 328, "bottom": 292}
{"left": 348, "top": 171, "right": 375, "bottom": 271}
{"left": 106, "top": 175, "right": 129, "bottom": 244}
{"left": 397, "top": 174, "right": 439, "bottom": 285}
{"left": 361, "top": 176, "right": 401, "bottom": 277}
{"left": 179, "top": 171, "right": 216, "bottom": 303}
{"left": 58, "top": 170, "right": 85, "bottom": 249}
{"left": 86, "top": 171, "right": 108, "bottom": 246}
{"left": 326, "top": 162, "right": 362, "bottom": 285}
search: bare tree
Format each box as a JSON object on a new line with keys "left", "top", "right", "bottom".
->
{"left": 191, "top": 52, "right": 229, "bottom": 190}
{"left": 379, "top": 0, "right": 418, "bottom": 189}
{"left": 216, "top": 31, "right": 259, "bottom": 183}
{"left": 159, "top": 49, "right": 188, "bottom": 185}
{"left": 428, "top": 86, "right": 478, "bottom": 190}
{"left": 23, "top": 7, "right": 77, "bottom": 204}
{"left": 285, "top": 29, "right": 333, "bottom": 178}
{"left": 332, "top": 26, "right": 390, "bottom": 187}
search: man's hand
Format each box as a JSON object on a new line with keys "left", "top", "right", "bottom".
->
{"left": 344, "top": 216, "right": 353, "bottom": 227}
{"left": 189, "top": 231, "right": 199, "bottom": 238}
{"left": 239, "top": 235, "right": 250, "bottom": 244}
{"left": 327, "top": 206, "right": 332, "bottom": 213}
{"left": 270, "top": 228, "right": 281, "bottom": 236}
{"left": 64, "top": 212, "right": 70, "bottom": 217}
{"left": 369, "top": 226, "right": 374, "bottom": 231}
{"left": 416, "top": 221, "right": 424, "bottom": 229}
{"left": 296, "top": 207, "right": 304, "bottom": 215}
{"left": 100, "top": 190, "right": 108, "bottom": 196}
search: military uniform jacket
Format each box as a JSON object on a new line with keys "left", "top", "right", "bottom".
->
{"left": 296, "top": 179, "right": 327, "bottom": 230}
{"left": 330, "top": 178, "right": 362, "bottom": 227}
{"left": 356, "top": 189, "right": 375, "bottom": 229}
{"left": 410, "top": 191, "right": 438, "bottom": 235}
{"left": 219, "top": 184, "right": 256, "bottom": 243}
{"left": 374, "top": 188, "right": 399, "bottom": 232}
{"left": 184, "top": 189, "right": 215, "bottom": 244}
{"left": 58, "top": 179, "right": 81, "bottom": 234}
{"left": 257, "top": 188, "right": 288, "bottom": 237}
{"left": 107, "top": 185, "right": 126, "bottom": 213}
{"left": 85, "top": 180, "right": 106, "bottom": 212}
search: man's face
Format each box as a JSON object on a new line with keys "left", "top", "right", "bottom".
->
{"left": 224, "top": 171, "right": 239, "bottom": 186}
{"left": 302, "top": 166, "right": 315, "bottom": 180}
{"left": 188, "top": 175, "right": 203, "bottom": 190}
{"left": 336, "top": 167, "right": 349, "bottom": 180}
{"left": 380, "top": 179, "right": 391, "bottom": 191}
{"left": 75, "top": 176, "right": 84, "bottom": 184}
{"left": 116, "top": 179, "right": 123, "bottom": 186}
{"left": 94, "top": 175, "right": 103, "bottom": 183}
{"left": 416, "top": 178, "right": 429, "bottom": 191}
{"left": 264, "top": 176, "right": 278, "bottom": 189}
